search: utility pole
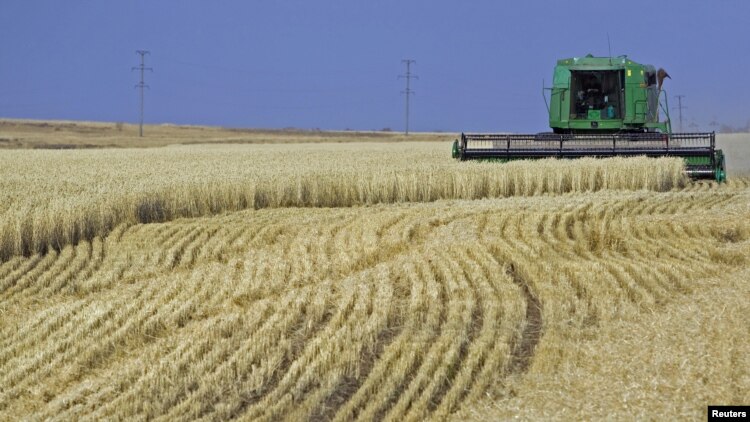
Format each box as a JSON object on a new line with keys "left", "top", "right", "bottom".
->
{"left": 132, "top": 50, "right": 152, "bottom": 137}
{"left": 399, "top": 59, "right": 417, "bottom": 135}
{"left": 673, "top": 94, "right": 686, "bottom": 133}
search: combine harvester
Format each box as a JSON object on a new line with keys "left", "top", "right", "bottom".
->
{"left": 452, "top": 55, "right": 726, "bottom": 181}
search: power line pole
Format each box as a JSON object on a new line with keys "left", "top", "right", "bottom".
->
{"left": 399, "top": 59, "right": 417, "bottom": 135}
{"left": 673, "top": 94, "right": 686, "bottom": 132}
{"left": 132, "top": 50, "right": 152, "bottom": 137}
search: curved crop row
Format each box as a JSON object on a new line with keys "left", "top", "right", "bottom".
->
{"left": 1, "top": 178, "right": 748, "bottom": 420}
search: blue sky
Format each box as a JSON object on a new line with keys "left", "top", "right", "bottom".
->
{"left": 1, "top": 1, "right": 748, "bottom": 132}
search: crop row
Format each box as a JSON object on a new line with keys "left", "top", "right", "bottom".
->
{"left": 1, "top": 181, "right": 748, "bottom": 420}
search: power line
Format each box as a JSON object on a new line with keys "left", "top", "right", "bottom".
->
{"left": 673, "top": 94, "right": 686, "bottom": 133}
{"left": 132, "top": 50, "right": 152, "bottom": 137}
{"left": 399, "top": 59, "right": 417, "bottom": 135}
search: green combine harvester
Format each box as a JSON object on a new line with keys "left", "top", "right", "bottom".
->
{"left": 452, "top": 54, "right": 726, "bottom": 181}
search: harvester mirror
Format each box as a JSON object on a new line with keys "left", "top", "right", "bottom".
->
{"left": 657, "top": 68, "right": 671, "bottom": 90}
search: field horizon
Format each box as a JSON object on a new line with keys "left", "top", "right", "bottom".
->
{"left": 0, "top": 118, "right": 456, "bottom": 149}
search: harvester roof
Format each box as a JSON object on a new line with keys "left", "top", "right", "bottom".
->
{"left": 556, "top": 54, "right": 652, "bottom": 71}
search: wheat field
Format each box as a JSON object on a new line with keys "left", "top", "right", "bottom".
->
{"left": 0, "top": 143, "right": 686, "bottom": 261}
{"left": 1, "top": 131, "right": 749, "bottom": 420}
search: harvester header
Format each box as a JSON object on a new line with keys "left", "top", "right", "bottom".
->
{"left": 453, "top": 54, "right": 726, "bottom": 182}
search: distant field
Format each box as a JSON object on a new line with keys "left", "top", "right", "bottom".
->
{"left": 1, "top": 118, "right": 746, "bottom": 171}
{"left": 0, "top": 121, "right": 748, "bottom": 420}
{"left": 0, "top": 119, "right": 454, "bottom": 148}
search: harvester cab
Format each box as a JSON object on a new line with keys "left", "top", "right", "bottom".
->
{"left": 453, "top": 54, "right": 726, "bottom": 182}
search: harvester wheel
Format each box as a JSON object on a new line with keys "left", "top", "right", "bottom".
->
{"left": 715, "top": 150, "right": 726, "bottom": 183}
{"left": 451, "top": 140, "right": 460, "bottom": 159}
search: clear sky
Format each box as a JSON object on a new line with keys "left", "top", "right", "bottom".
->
{"left": 1, "top": 0, "right": 748, "bottom": 132}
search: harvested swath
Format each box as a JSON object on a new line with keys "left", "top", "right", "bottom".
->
{"left": 0, "top": 181, "right": 748, "bottom": 420}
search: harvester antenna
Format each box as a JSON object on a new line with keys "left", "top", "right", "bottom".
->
{"left": 132, "top": 50, "right": 153, "bottom": 137}
{"left": 673, "top": 94, "right": 687, "bottom": 132}
{"left": 399, "top": 59, "right": 418, "bottom": 135}
{"left": 607, "top": 33, "right": 612, "bottom": 65}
